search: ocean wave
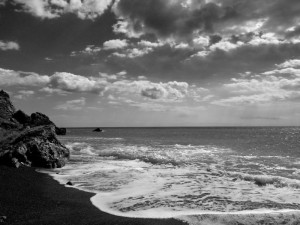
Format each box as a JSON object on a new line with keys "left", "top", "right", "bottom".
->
{"left": 98, "top": 144, "right": 231, "bottom": 166}
{"left": 65, "top": 142, "right": 97, "bottom": 156}
{"left": 85, "top": 137, "right": 124, "bottom": 141}
{"left": 230, "top": 172, "right": 300, "bottom": 188}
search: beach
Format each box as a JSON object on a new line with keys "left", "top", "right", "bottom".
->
{"left": 2, "top": 165, "right": 300, "bottom": 225}
{"left": 0, "top": 165, "right": 185, "bottom": 225}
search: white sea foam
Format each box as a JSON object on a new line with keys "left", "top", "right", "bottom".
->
{"left": 44, "top": 139, "right": 300, "bottom": 224}
{"left": 48, "top": 156, "right": 300, "bottom": 219}
{"left": 65, "top": 142, "right": 97, "bottom": 156}
{"left": 97, "top": 144, "right": 232, "bottom": 165}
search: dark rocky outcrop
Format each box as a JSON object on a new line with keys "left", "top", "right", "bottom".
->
{"left": 0, "top": 90, "right": 69, "bottom": 168}
{"left": 0, "top": 126, "right": 69, "bottom": 168}
{"left": 0, "top": 90, "right": 16, "bottom": 120}
{"left": 30, "top": 112, "right": 54, "bottom": 127}
{"left": 93, "top": 128, "right": 103, "bottom": 132}
{"left": 11, "top": 110, "right": 67, "bottom": 135}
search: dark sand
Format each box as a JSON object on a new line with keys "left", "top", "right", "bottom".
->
{"left": 0, "top": 165, "right": 186, "bottom": 225}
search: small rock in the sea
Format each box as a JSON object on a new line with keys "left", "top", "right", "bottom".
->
{"left": 66, "top": 181, "right": 73, "bottom": 186}
{"left": 93, "top": 128, "right": 103, "bottom": 132}
{"left": 232, "top": 178, "right": 237, "bottom": 182}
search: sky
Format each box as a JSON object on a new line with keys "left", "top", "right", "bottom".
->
{"left": 1, "top": 0, "right": 300, "bottom": 127}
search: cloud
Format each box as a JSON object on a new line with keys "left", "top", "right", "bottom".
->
{"left": 0, "top": 66, "right": 207, "bottom": 105}
{"left": 213, "top": 93, "right": 289, "bottom": 106}
{"left": 9, "top": 0, "right": 113, "bottom": 19}
{"left": 49, "top": 72, "right": 107, "bottom": 93}
{"left": 110, "top": 40, "right": 164, "bottom": 58}
{"left": 0, "top": 68, "right": 50, "bottom": 86}
{"left": 213, "top": 58, "right": 300, "bottom": 106}
{"left": 276, "top": 59, "right": 300, "bottom": 69}
{"left": 39, "top": 87, "right": 69, "bottom": 95}
{"left": 109, "top": 80, "right": 189, "bottom": 101}
{"left": 55, "top": 97, "right": 86, "bottom": 110}
{"left": 109, "top": 0, "right": 300, "bottom": 59}
{"left": 0, "top": 40, "right": 19, "bottom": 51}
{"left": 112, "top": 0, "right": 235, "bottom": 40}
{"left": 103, "top": 39, "right": 128, "bottom": 50}
{"left": 71, "top": 45, "right": 101, "bottom": 56}
{"left": 14, "top": 90, "right": 35, "bottom": 99}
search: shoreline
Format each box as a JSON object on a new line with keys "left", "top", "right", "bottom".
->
{"left": 0, "top": 165, "right": 185, "bottom": 225}
{"left": 1, "top": 166, "right": 300, "bottom": 225}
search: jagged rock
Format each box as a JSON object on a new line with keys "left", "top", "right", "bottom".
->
{"left": 30, "top": 112, "right": 53, "bottom": 127}
{"left": 93, "top": 128, "right": 103, "bottom": 132}
{"left": 0, "top": 126, "right": 70, "bottom": 168}
{"left": 30, "top": 112, "right": 66, "bottom": 135}
{"left": 0, "top": 90, "right": 15, "bottom": 120}
{"left": 12, "top": 110, "right": 31, "bottom": 125}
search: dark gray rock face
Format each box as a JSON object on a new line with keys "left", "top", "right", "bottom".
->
{"left": 12, "top": 108, "right": 67, "bottom": 135}
{"left": 0, "top": 90, "right": 70, "bottom": 168}
{"left": 30, "top": 112, "right": 54, "bottom": 127}
{"left": 0, "top": 126, "right": 70, "bottom": 168}
{"left": 0, "top": 90, "right": 16, "bottom": 120}
{"left": 30, "top": 112, "right": 67, "bottom": 135}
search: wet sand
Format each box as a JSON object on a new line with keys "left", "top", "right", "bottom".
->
{"left": 0, "top": 165, "right": 185, "bottom": 225}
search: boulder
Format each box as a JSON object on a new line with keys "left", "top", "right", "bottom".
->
{"left": 0, "top": 126, "right": 70, "bottom": 168}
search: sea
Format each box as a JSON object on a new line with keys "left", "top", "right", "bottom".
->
{"left": 45, "top": 127, "right": 300, "bottom": 224}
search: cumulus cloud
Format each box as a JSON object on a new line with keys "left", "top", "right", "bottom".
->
{"left": 103, "top": 39, "right": 128, "bottom": 50}
{"left": 9, "top": 0, "right": 113, "bottom": 19}
{"left": 0, "top": 68, "right": 50, "bottom": 86}
{"left": 108, "top": 80, "right": 189, "bottom": 101}
{"left": 0, "top": 66, "right": 207, "bottom": 105}
{"left": 55, "top": 97, "right": 86, "bottom": 110}
{"left": 111, "top": 40, "right": 164, "bottom": 58}
{"left": 71, "top": 45, "right": 101, "bottom": 56}
{"left": 49, "top": 72, "right": 107, "bottom": 93}
{"left": 190, "top": 32, "right": 300, "bottom": 59}
{"left": 276, "top": 59, "right": 300, "bottom": 69}
{"left": 0, "top": 40, "right": 19, "bottom": 51}
{"left": 213, "top": 58, "right": 300, "bottom": 106}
